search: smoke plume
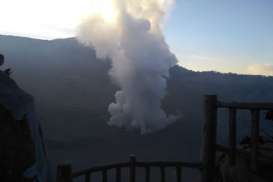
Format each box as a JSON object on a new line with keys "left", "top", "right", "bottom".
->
{"left": 78, "top": 0, "right": 177, "bottom": 133}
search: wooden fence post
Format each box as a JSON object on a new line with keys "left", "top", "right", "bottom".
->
{"left": 250, "top": 109, "right": 260, "bottom": 171}
{"left": 145, "top": 166, "right": 150, "bottom": 182}
{"left": 160, "top": 166, "right": 165, "bottom": 182}
{"left": 176, "top": 166, "right": 181, "bottom": 182}
{"left": 116, "top": 167, "right": 121, "bottom": 182}
{"left": 85, "top": 173, "right": 91, "bottom": 182}
{"left": 229, "top": 108, "right": 237, "bottom": 166}
{"left": 201, "top": 95, "right": 217, "bottom": 182}
{"left": 57, "top": 164, "right": 72, "bottom": 182}
{"left": 102, "top": 169, "right": 107, "bottom": 182}
{"left": 129, "top": 155, "right": 136, "bottom": 182}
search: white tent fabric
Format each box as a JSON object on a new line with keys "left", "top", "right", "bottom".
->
{"left": 0, "top": 71, "right": 50, "bottom": 182}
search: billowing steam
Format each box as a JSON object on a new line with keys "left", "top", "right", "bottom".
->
{"left": 77, "top": 0, "right": 177, "bottom": 133}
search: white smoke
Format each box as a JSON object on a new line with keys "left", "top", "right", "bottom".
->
{"left": 78, "top": 0, "right": 177, "bottom": 133}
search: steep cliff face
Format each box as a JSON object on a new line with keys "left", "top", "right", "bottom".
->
{"left": 0, "top": 71, "right": 49, "bottom": 182}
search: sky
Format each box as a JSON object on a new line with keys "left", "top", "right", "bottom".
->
{"left": 165, "top": 0, "right": 273, "bottom": 74}
{"left": 0, "top": 0, "right": 273, "bottom": 75}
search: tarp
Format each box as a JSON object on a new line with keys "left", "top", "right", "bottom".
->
{"left": 0, "top": 71, "right": 50, "bottom": 182}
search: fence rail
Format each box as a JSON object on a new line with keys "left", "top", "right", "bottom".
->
{"left": 57, "top": 156, "right": 202, "bottom": 182}
{"left": 202, "top": 95, "right": 273, "bottom": 181}
{"left": 217, "top": 101, "right": 273, "bottom": 110}
{"left": 56, "top": 95, "right": 272, "bottom": 182}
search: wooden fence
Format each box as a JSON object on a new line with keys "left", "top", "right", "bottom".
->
{"left": 56, "top": 156, "right": 202, "bottom": 182}
{"left": 202, "top": 95, "right": 273, "bottom": 182}
{"left": 56, "top": 95, "right": 272, "bottom": 182}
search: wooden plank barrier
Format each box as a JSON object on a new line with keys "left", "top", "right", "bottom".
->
{"left": 229, "top": 108, "right": 237, "bottom": 166}
{"left": 57, "top": 156, "right": 201, "bottom": 182}
{"left": 56, "top": 95, "right": 271, "bottom": 182}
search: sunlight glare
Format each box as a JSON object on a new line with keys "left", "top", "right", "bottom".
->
{"left": 0, "top": 0, "right": 118, "bottom": 39}
{"left": 89, "top": 0, "right": 118, "bottom": 24}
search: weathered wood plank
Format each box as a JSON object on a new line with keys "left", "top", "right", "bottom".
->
{"left": 218, "top": 102, "right": 273, "bottom": 110}
{"left": 56, "top": 164, "right": 72, "bottom": 182}
{"left": 251, "top": 109, "right": 260, "bottom": 171}
{"left": 145, "top": 166, "right": 150, "bottom": 182}
{"left": 72, "top": 162, "right": 128, "bottom": 177}
{"left": 85, "top": 173, "right": 90, "bottom": 182}
{"left": 136, "top": 161, "right": 201, "bottom": 168}
{"left": 102, "top": 169, "right": 107, "bottom": 182}
{"left": 129, "top": 155, "right": 136, "bottom": 182}
{"left": 176, "top": 166, "right": 182, "bottom": 182}
{"left": 201, "top": 95, "right": 217, "bottom": 182}
{"left": 229, "top": 108, "right": 237, "bottom": 165}
{"left": 116, "top": 167, "right": 121, "bottom": 182}
{"left": 160, "top": 166, "right": 165, "bottom": 182}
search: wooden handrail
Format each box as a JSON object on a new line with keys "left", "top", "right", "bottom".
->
{"left": 136, "top": 161, "right": 202, "bottom": 168}
{"left": 201, "top": 96, "right": 272, "bottom": 181}
{"left": 72, "top": 161, "right": 202, "bottom": 178}
{"left": 56, "top": 96, "right": 272, "bottom": 182}
{"left": 203, "top": 95, "right": 269, "bottom": 181}
{"left": 58, "top": 156, "right": 202, "bottom": 182}
{"left": 72, "top": 162, "right": 128, "bottom": 177}
{"left": 218, "top": 101, "right": 273, "bottom": 110}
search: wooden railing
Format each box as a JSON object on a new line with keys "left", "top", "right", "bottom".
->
{"left": 202, "top": 95, "right": 273, "bottom": 182}
{"left": 56, "top": 156, "right": 202, "bottom": 182}
{"left": 56, "top": 95, "right": 270, "bottom": 182}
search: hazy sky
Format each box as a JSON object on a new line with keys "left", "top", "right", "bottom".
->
{"left": 0, "top": 0, "right": 273, "bottom": 75}
{"left": 165, "top": 0, "right": 273, "bottom": 74}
